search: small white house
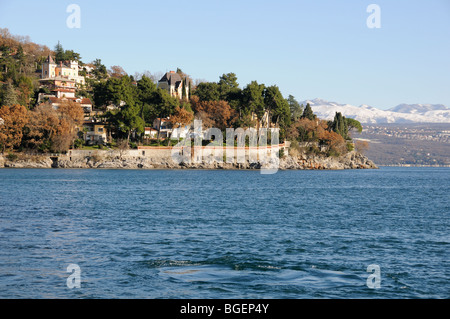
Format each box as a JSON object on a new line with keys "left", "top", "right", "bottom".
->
{"left": 152, "top": 118, "right": 173, "bottom": 138}
{"left": 171, "top": 126, "right": 190, "bottom": 139}
{"left": 144, "top": 127, "right": 158, "bottom": 138}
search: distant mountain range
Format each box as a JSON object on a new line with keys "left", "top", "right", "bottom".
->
{"left": 301, "top": 98, "right": 450, "bottom": 124}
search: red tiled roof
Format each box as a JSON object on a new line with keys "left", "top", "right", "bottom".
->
{"left": 48, "top": 97, "right": 92, "bottom": 105}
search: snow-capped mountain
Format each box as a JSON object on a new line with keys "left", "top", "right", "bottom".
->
{"left": 388, "top": 103, "right": 448, "bottom": 114}
{"left": 300, "top": 98, "right": 450, "bottom": 124}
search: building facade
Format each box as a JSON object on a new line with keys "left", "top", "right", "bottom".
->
{"left": 157, "top": 71, "right": 189, "bottom": 100}
{"left": 41, "top": 55, "right": 85, "bottom": 86}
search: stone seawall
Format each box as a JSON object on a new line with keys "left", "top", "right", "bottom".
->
{"left": 0, "top": 148, "right": 378, "bottom": 170}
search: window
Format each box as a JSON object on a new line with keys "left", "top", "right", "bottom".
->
{"left": 98, "top": 128, "right": 104, "bottom": 133}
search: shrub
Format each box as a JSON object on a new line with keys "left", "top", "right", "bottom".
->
{"left": 347, "top": 142, "right": 355, "bottom": 152}
{"left": 288, "top": 140, "right": 301, "bottom": 157}
{"left": 73, "top": 139, "right": 84, "bottom": 149}
{"left": 6, "top": 152, "right": 18, "bottom": 161}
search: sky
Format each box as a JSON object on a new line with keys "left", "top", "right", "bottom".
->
{"left": 0, "top": 0, "right": 449, "bottom": 110}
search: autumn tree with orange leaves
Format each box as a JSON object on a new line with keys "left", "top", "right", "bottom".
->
{"left": 170, "top": 106, "right": 194, "bottom": 129}
{"left": 190, "top": 97, "right": 236, "bottom": 131}
{"left": 22, "top": 101, "right": 84, "bottom": 153}
{"left": 0, "top": 104, "right": 28, "bottom": 153}
{"left": 108, "top": 65, "right": 128, "bottom": 79}
{"left": 287, "top": 118, "right": 347, "bottom": 156}
{"left": 51, "top": 101, "right": 84, "bottom": 152}
{"left": 22, "top": 103, "right": 59, "bottom": 152}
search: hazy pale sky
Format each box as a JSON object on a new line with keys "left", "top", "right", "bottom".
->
{"left": 1, "top": 0, "right": 449, "bottom": 109}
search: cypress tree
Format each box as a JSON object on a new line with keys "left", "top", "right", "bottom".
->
{"left": 182, "top": 78, "right": 186, "bottom": 100}
{"left": 301, "top": 103, "right": 316, "bottom": 121}
{"left": 188, "top": 80, "right": 191, "bottom": 99}
{"left": 331, "top": 112, "right": 349, "bottom": 139}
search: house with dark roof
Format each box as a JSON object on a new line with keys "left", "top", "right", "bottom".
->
{"left": 158, "top": 71, "right": 189, "bottom": 100}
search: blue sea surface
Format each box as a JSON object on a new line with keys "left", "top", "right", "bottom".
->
{"left": 0, "top": 167, "right": 448, "bottom": 299}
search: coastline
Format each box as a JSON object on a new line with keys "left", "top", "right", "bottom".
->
{"left": 0, "top": 150, "right": 378, "bottom": 170}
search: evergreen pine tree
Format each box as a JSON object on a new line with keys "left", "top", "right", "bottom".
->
{"left": 54, "top": 41, "right": 65, "bottom": 63}
{"left": 2, "top": 82, "right": 18, "bottom": 106}
{"left": 301, "top": 103, "right": 316, "bottom": 121}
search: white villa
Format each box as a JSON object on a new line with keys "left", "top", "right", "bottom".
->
{"left": 41, "top": 55, "right": 85, "bottom": 86}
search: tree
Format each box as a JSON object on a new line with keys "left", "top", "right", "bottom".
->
{"left": 176, "top": 68, "right": 187, "bottom": 79}
{"left": 287, "top": 95, "right": 303, "bottom": 121}
{"left": 151, "top": 88, "right": 178, "bottom": 141}
{"left": 64, "top": 49, "right": 81, "bottom": 62}
{"left": 188, "top": 80, "right": 192, "bottom": 100}
{"left": 22, "top": 103, "right": 59, "bottom": 152}
{"left": 93, "top": 75, "right": 136, "bottom": 107}
{"left": 54, "top": 42, "right": 81, "bottom": 63}
{"left": 193, "top": 82, "right": 220, "bottom": 102}
{"left": 0, "top": 104, "right": 28, "bottom": 153}
{"left": 22, "top": 101, "right": 83, "bottom": 153}
{"left": 317, "top": 122, "right": 347, "bottom": 156}
{"left": 287, "top": 117, "right": 348, "bottom": 155}
{"left": 242, "top": 81, "right": 265, "bottom": 129}
{"left": 137, "top": 75, "right": 157, "bottom": 108}
{"left": 54, "top": 41, "right": 65, "bottom": 62}
{"left": 288, "top": 118, "right": 319, "bottom": 146}
{"left": 92, "top": 59, "right": 108, "bottom": 80}
{"left": 355, "top": 140, "right": 369, "bottom": 154}
{"left": 264, "top": 86, "right": 289, "bottom": 126}
{"left": 16, "top": 75, "right": 34, "bottom": 107}
{"left": 116, "top": 139, "right": 129, "bottom": 159}
{"left": 301, "top": 103, "right": 316, "bottom": 121}
{"left": 182, "top": 78, "right": 187, "bottom": 100}
{"left": 108, "top": 65, "right": 127, "bottom": 79}
{"left": 52, "top": 101, "right": 84, "bottom": 152}
{"left": 218, "top": 73, "right": 239, "bottom": 100}
{"left": 113, "top": 103, "right": 145, "bottom": 141}
{"left": 2, "top": 82, "right": 18, "bottom": 106}
{"left": 58, "top": 100, "right": 84, "bottom": 128}
{"left": 330, "top": 112, "right": 349, "bottom": 140}
{"left": 346, "top": 118, "right": 363, "bottom": 134}
{"left": 193, "top": 100, "right": 235, "bottom": 131}
{"left": 170, "top": 106, "right": 194, "bottom": 129}
{"left": 263, "top": 85, "right": 291, "bottom": 141}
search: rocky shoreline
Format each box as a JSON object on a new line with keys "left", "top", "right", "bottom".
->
{"left": 0, "top": 151, "right": 378, "bottom": 170}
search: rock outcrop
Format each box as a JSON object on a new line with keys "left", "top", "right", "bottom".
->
{"left": 1, "top": 155, "right": 53, "bottom": 168}
{"left": 279, "top": 151, "right": 378, "bottom": 170}
{"left": 1, "top": 151, "right": 378, "bottom": 170}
